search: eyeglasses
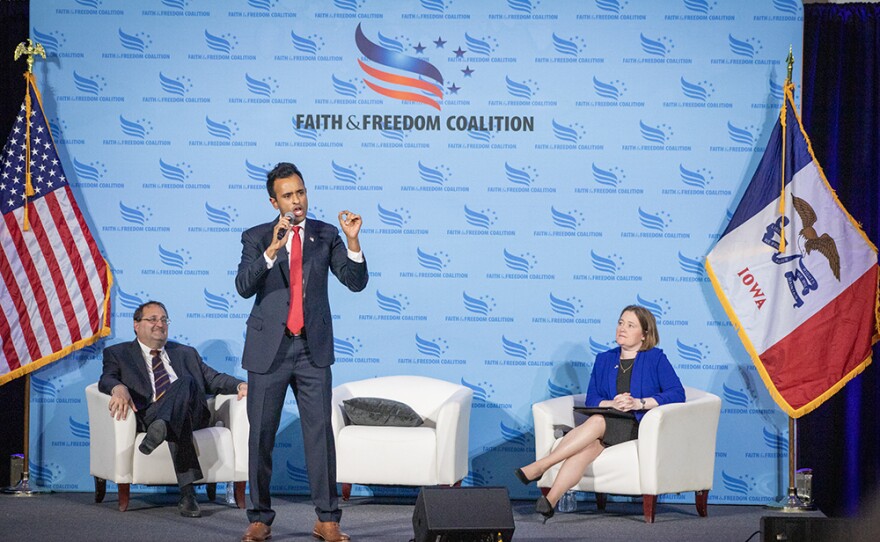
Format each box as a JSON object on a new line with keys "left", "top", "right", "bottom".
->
{"left": 138, "top": 317, "right": 170, "bottom": 325}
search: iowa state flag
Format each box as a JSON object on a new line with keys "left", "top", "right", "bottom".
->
{"left": 706, "top": 82, "right": 879, "bottom": 418}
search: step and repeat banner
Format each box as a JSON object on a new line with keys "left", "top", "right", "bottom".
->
{"left": 26, "top": 0, "right": 803, "bottom": 504}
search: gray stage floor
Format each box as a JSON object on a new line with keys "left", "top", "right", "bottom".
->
{"left": 0, "top": 490, "right": 818, "bottom": 542}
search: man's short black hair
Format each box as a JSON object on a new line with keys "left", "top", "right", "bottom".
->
{"left": 266, "top": 162, "right": 304, "bottom": 198}
{"left": 133, "top": 300, "right": 167, "bottom": 322}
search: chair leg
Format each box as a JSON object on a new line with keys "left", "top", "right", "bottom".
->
{"left": 595, "top": 492, "right": 607, "bottom": 511}
{"left": 94, "top": 477, "right": 106, "bottom": 503}
{"left": 234, "top": 481, "right": 247, "bottom": 509}
{"left": 342, "top": 483, "right": 352, "bottom": 501}
{"left": 206, "top": 483, "right": 216, "bottom": 501}
{"left": 117, "top": 483, "right": 130, "bottom": 512}
{"left": 642, "top": 494, "right": 657, "bottom": 523}
{"left": 695, "top": 490, "right": 709, "bottom": 517}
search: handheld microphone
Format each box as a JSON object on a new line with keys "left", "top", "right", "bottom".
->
{"left": 276, "top": 211, "right": 296, "bottom": 240}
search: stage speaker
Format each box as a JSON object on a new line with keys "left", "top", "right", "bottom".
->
{"left": 412, "top": 487, "right": 515, "bottom": 542}
{"left": 761, "top": 515, "right": 855, "bottom": 541}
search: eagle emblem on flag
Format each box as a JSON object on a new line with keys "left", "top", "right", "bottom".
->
{"left": 792, "top": 195, "right": 841, "bottom": 280}
{"left": 706, "top": 81, "right": 878, "bottom": 418}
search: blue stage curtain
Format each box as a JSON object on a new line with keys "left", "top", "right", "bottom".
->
{"left": 0, "top": 0, "right": 29, "bottom": 489}
{"left": 801, "top": 2, "right": 880, "bottom": 518}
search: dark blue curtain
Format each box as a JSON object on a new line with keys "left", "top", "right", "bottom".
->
{"left": 801, "top": 3, "right": 880, "bottom": 518}
{"left": 0, "top": 0, "right": 29, "bottom": 489}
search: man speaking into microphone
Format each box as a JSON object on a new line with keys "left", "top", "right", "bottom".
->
{"left": 236, "top": 162, "right": 368, "bottom": 542}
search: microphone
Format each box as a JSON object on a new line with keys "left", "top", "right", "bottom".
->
{"left": 276, "top": 211, "right": 296, "bottom": 240}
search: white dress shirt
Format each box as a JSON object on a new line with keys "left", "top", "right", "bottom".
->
{"left": 263, "top": 218, "right": 364, "bottom": 269}
{"left": 137, "top": 340, "right": 178, "bottom": 402}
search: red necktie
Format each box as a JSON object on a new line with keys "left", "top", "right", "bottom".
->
{"left": 286, "top": 225, "right": 304, "bottom": 334}
{"left": 150, "top": 349, "right": 170, "bottom": 401}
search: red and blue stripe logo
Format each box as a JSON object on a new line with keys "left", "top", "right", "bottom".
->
{"left": 355, "top": 24, "right": 444, "bottom": 110}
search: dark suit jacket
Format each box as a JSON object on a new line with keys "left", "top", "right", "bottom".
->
{"left": 585, "top": 347, "right": 685, "bottom": 422}
{"left": 98, "top": 340, "right": 243, "bottom": 414}
{"left": 235, "top": 217, "right": 368, "bottom": 373}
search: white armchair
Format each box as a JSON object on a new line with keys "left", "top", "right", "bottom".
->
{"left": 532, "top": 386, "right": 721, "bottom": 522}
{"left": 331, "top": 375, "right": 473, "bottom": 500}
{"left": 85, "top": 383, "right": 249, "bottom": 511}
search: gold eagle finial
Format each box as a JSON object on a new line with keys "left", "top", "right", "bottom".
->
{"left": 14, "top": 39, "right": 46, "bottom": 74}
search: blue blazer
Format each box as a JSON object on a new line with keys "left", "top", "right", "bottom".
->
{"left": 585, "top": 347, "right": 685, "bottom": 421}
{"left": 235, "top": 217, "right": 368, "bottom": 373}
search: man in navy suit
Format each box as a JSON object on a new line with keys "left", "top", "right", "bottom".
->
{"left": 237, "top": 162, "right": 368, "bottom": 542}
{"left": 99, "top": 300, "right": 246, "bottom": 517}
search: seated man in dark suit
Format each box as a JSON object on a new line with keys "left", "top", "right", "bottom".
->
{"left": 99, "top": 300, "right": 247, "bottom": 517}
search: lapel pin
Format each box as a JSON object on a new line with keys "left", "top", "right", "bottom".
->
{"left": 309, "top": 236, "right": 314, "bottom": 242}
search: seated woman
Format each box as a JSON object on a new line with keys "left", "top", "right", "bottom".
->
{"left": 515, "top": 304, "right": 685, "bottom": 521}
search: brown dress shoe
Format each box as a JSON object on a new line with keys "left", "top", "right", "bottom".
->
{"left": 241, "top": 521, "right": 271, "bottom": 542}
{"left": 312, "top": 520, "right": 350, "bottom": 541}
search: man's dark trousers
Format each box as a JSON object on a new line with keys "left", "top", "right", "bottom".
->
{"left": 246, "top": 333, "right": 339, "bottom": 525}
{"left": 140, "top": 375, "right": 209, "bottom": 486}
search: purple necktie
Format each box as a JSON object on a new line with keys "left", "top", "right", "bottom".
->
{"left": 150, "top": 349, "right": 170, "bottom": 401}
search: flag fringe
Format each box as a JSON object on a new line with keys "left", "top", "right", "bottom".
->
{"left": 0, "top": 265, "right": 112, "bottom": 387}
{"left": 875, "top": 271, "right": 880, "bottom": 344}
{"left": 783, "top": 82, "right": 878, "bottom": 255}
{"left": 781, "top": 81, "right": 880, "bottom": 350}
{"left": 706, "top": 81, "right": 880, "bottom": 417}
{"left": 779, "top": 83, "right": 789, "bottom": 253}
{"left": 797, "top": 353, "right": 873, "bottom": 417}
{"left": 705, "top": 258, "right": 794, "bottom": 413}
{"left": 22, "top": 74, "right": 33, "bottom": 231}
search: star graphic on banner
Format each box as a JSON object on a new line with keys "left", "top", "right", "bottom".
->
{"left": 454, "top": 47, "right": 466, "bottom": 58}
{"left": 434, "top": 36, "right": 446, "bottom": 48}
{"left": 462, "top": 66, "right": 474, "bottom": 77}
{"left": 414, "top": 42, "right": 426, "bottom": 54}
{"left": 447, "top": 83, "right": 460, "bottom": 94}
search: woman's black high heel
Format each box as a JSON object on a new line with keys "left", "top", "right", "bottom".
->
{"left": 514, "top": 468, "right": 539, "bottom": 485}
{"left": 535, "top": 496, "right": 555, "bottom": 523}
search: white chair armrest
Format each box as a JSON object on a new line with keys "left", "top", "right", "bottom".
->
{"left": 85, "top": 383, "right": 137, "bottom": 483}
{"left": 212, "top": 394, "right": 250, "bottom": 481}
{"left": 636, "top": 390, "right": 722, "bottom": 495}
{"left": 331, "top": 387, "right": 356, "bottom": 439}
{"left": 532, "top": 394, "right": 581, "bottom": 460}
{"left": 433, "top": 387, "right": 473, "bottom": 484}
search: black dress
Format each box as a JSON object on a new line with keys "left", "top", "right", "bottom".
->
{"left": 599, "top": 358, "right": 639, "bottom": 447}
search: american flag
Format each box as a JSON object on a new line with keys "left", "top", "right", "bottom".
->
{"left": 0, "top": 74, "right": 112, "bottom": 385}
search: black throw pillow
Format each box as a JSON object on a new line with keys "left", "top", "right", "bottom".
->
{"left": 342, "top": 397, "right": 424, "bottom": 427}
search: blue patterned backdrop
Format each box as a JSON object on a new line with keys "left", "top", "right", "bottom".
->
{"left": 26, "top": 0, "right": 803, "bottom": 504}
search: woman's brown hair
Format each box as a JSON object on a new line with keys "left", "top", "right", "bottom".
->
{"left": 619, "top": 304, "right": 659, "bottom": 351}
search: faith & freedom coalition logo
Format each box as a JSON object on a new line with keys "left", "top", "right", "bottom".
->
{"left": 294, "top": 24, "right": 534, "bottom": 135}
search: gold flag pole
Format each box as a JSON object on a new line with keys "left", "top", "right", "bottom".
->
{"left": 2, "top": 40, "right": 50, "bottom": 497}
{"left": 766, "top": 47, "right": 813, "bottom": 512}
{"left": 13, "top": 39, "right": 44, "bottom": 231}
